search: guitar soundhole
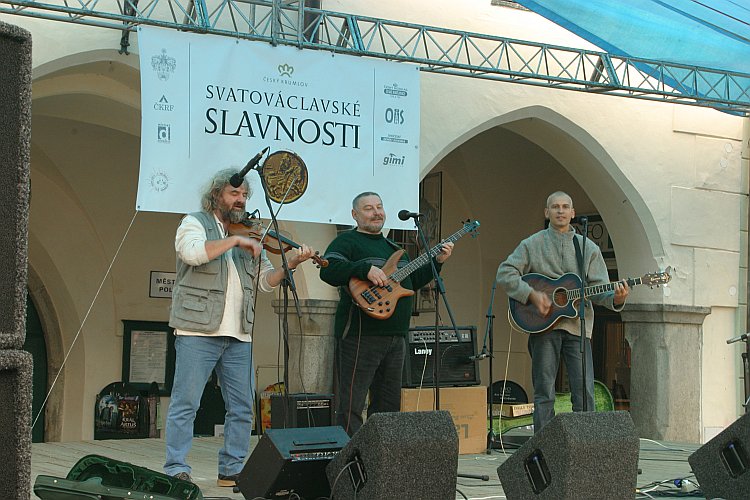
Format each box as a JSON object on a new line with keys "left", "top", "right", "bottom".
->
{"left": 552, "top": 288, "right": 567, "bottom": 307}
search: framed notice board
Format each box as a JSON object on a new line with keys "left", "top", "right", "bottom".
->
{"left": 122, "top": 320, "right": 176, "bottom": 396}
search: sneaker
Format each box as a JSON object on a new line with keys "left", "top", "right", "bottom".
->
{"left": 172, "top": 471, "right": 193, "bottom": 483}
{"left": 217, "top": 473, "right": 239, "bottom": 487}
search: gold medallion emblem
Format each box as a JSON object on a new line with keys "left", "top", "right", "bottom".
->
{"left": 261, "top": 151, "right": 309, "bottom": 203}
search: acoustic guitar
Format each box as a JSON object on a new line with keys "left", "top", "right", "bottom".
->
{"left": 508, "top": 268, "right": 672, "bottom": 334}
{"left": 349, "top": 220, "right": 480, "bottom": 320}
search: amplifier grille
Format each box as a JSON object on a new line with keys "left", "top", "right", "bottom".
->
{"left": 402, "top": 326, "right": 480, "bottom": 387}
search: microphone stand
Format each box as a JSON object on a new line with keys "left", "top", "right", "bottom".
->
{"left": 254, "top": 159, "right": 303, "bottom": 428}
{"left": 577, "top": 218, "right": 589, "bottom": 412}
{"left": 481, "top": 281, "right": 497, "bottom": 453}
{"left": 413, "top": 215, "right": 457, "bottom": 411}
{"left": 412, "top": 215, "right": 490, "bottom": 483}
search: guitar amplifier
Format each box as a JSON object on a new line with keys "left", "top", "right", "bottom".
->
{"left": 270, "top": 393, "right": 335, "bottom": 429}
{"left": 402, "top": 326, "right": 480, "bottom": 388}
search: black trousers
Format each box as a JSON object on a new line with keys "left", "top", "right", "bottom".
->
{"left": 336, "top": 334, "right": 406, "bottom": 436}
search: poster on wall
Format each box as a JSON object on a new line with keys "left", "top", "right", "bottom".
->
{"left": 136, "top": 26, "right": 420, "bottom": 229}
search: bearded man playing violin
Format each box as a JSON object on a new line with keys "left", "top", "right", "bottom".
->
{"left": 164, "top": 168, "right": 314, "bottom": 487}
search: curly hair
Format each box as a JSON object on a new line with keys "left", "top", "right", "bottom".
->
{"left": 200, "top": 168, "right": 250, "bottom": 213}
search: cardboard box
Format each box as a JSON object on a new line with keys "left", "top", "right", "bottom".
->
{"left": 401, "top": 386, "right": 487, "bottom": 454}
{"left": 491, "top": 403, "right": 534, "bottom": 418}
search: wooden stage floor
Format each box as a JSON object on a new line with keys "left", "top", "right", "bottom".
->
{"left": 31, "top": 428, "right": 706, "bottom": 499}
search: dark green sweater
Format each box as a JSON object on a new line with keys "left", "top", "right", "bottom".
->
{"left": 320, "top": 229, "right": 441, "bottom": 338}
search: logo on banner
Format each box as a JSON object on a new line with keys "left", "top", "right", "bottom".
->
{"left": 382, "top": 153, "right": 405, "bottom": 166}
{"left": 261, "top": 151, "right": 309, "bottom": 203}
{"left": 380, "top": 133, "right": 408, "bottom": 144}
{"left": 154, "top": 95, "right": 174, "bottom": 112}
{"left": 385, "top": 108, "right": 405, "bottom": 125}
{"left": 150, "top": 170, "right": 170, "bottom": 192}
{"left": 157, "top": 124, "right": 171, "bottom": 143}
{"left": 262, "top": 62, "right": 309, "bottom": 87}
{"left": 383, "top": 83, "right": 408, "bottom": 98}
{"left": 151, "top": 49, "right": 176, "bottom": 81}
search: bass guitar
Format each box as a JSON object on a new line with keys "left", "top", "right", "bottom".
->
{"left": 508, "top": 268, "right": 672, "bottom": 334}
{"left": 349, "top": 220, "right": 480, "bottom": 320}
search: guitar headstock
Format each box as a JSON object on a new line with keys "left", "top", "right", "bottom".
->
{"left": 463, "top": 219, "right": 480, "bottom": 238}
{"left": 642, "top": 266, "right": 672, "bottom": 287}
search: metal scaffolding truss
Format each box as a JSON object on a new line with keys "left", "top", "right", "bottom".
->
{"left": 1, "top": 0, "right": 748, "bottom": 112}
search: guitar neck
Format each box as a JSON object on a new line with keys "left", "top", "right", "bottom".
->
{"left": 568, "top": 277, "right": 641, "bottom": 300}
{"left": 389, "top": 225, "right": 472, "bottom": 283}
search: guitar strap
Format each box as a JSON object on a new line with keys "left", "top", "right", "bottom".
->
{"left": 573, "top": 235, "right": 586, "bottom": 280}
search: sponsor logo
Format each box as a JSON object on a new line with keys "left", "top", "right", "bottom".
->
{"left": 154, "top": 95, "right": 174, "bottom": 112}
{"left": 278, "top": 63, "right": 294, "bottom": 77}
{"left": 380, "top": 134, "right": 408, "bottom": 144}
{"left": 383, "top": 153, "right": 405, "bottom": 166}
{"left": 385, "top": 107, "right": 405, "bottom": 125}
{"left": 383, "top": 83, "right": 408, "bottom": 98}
{"left": 151, "top": 49, "right": 176, "bottom": 81}
{"left": 262, "top": 62, "right": 309, "bottom": 87}
{"left": 157, "top": 123, "right": 171, "bottom": 143}
{"left": 150, "top": 170, "right": 169, "bottom": 192}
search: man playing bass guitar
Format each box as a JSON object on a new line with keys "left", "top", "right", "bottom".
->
{"left": 320, "top": 192, "right": 453, "bottom": 436}
{"left": 496, "top": 191, "right": 629, "bottom": 433}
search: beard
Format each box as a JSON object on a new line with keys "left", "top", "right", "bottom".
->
{"left": 359, "top": 218, "right": 384, "bottom": 234}
{"left": 219, "top": 205, "right": 246, "bottom": 224}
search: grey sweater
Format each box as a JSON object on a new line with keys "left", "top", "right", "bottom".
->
{"left": 496, "top": 225, "right": 622, "bottom": 337}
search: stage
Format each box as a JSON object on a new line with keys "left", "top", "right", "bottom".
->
{"left": 30, "top": 428, "right": 706, "bottom": 499}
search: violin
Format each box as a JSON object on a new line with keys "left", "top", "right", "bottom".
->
{"left": 227, "top": 216, "right": 328, "bottom": 268}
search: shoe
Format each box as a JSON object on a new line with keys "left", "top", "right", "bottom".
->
{"left": 172, "top": 471, "right": 193, "bottom": 483}
{"left": 217, "top": 473, "right": 239, "bottom": 487}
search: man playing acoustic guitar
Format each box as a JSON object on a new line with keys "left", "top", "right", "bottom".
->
{"left": 320, "top": 192, "right": 453, "bottom": 436}
{"left": 496, "top": 191, "right": 629, "bottom": 432}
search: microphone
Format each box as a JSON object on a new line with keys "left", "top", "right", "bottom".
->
{"left": 230, "top": 147, "right": 269, "bottom": 188}
{"left": 398, "top": 209, "right": 422, "bottom": 221}
{"left": 726, "top": 333, "right": 749, "bottom": 344}
{"left": 571, "top": 216, "right": 588, "bottom": 224}
{"left": 469, "top": 351, "right": 489, "bottom": 361}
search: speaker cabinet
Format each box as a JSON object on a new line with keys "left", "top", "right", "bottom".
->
{"left": 326, "top": 411, "right": 458, "bottom": 500}
{"left": 237, "top": 426, "right": 349, "bottom": 500}
{"left": 270, "top": 392, "right": 334, "bottom": 429}
{"left": 0, "top": 350, "right": 33, "bottom": 500}
{"left": 496, "top": 411, "right": 639, "bottom": 499}
{"left": 689, "top": 412, "right": 750, "bottom": 500}
{"left": 0, "top": 21, "right": 32, "bottom": 350}
{"left": 402, "top": 326, "right": 480, "bottom": 387}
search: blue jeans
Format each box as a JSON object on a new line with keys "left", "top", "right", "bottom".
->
{"left": 336, "top": 335, "right": 405, "bottom": 436}
{"left": 528, "top": 329, "right": 594, "bottom": 432}
{"left": 164, "top": 335, "right": 255, "bottom": 477}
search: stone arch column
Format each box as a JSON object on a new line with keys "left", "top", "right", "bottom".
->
{"left": 621, "top": 304, "right": 711, "bottom": 442}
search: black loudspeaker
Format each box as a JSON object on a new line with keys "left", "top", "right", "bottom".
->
{"left": 270, "top": 392, "right": 334, "bottom": 429}
{"left": 0, "top": 20, "right": 32, "bottom": 351}
{"left": 326, "top": 411, "right": 458, "bottom": 500}
{"left": 688, "top": 412, "right": 750, "bottom": 500}
{"left": 0, "top": 350, "right": 33, "bottom": 500}
{"left": 497, "top": 411, "right": 639, "bottom": 499}
{"left": 402, "top": 326, "right": 480, "bottom": 387}
{"left": 237, "top": 425, "right": 349, "bottom": 500}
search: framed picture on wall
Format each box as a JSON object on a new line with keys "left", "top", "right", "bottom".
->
{"left": 122, "top": 320, "right": 176, "bottom": 396}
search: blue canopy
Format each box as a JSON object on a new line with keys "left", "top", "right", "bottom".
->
{"left": 515, "top": 0, "right": 750, "bottom": 74}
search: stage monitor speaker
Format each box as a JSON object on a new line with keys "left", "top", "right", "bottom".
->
{"left": 270, "top": 392, "right": 334, "bottom": 429}
{"left": 402, "top": 326, "right": 480, "bottom": 387}
{"left": 326, "top": 411, "right": 458, "bottom": 500}
{"left": 0, "top": 350, "right": 32, "bottom": 500}
{"left": 237, "top": 425, "right": 349, "bottom": 500}
{"left": 0, "top": 20, "right": 32, "bottom": 350}
{"left": 496, "top": 411, "right": 639, "bottom": 499}
{"left": 688, "top": 412, "right": 750, "bottom": 500}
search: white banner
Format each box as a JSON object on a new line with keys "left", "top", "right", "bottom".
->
{"left": 136, "top": 27, "right": 420, "bottom": 229}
